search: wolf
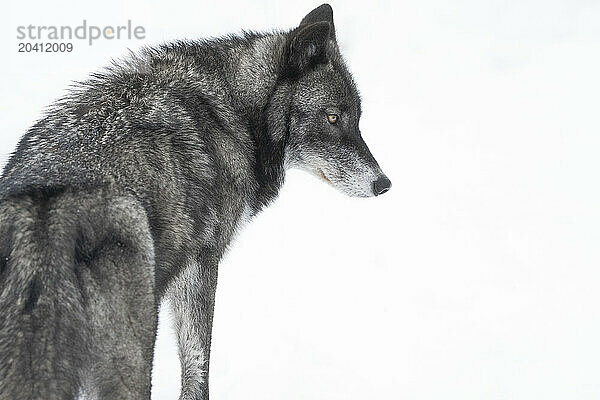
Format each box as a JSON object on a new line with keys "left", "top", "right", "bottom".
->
{"left": 0, "top": 4, "right": 391, "bottom": 399}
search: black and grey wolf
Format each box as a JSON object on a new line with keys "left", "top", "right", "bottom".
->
{"left": 0, "top": 4, "right": 391, "bottom": 399}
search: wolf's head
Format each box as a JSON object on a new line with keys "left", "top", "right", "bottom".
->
{"left": 281, "top": 4, "right": 391, "bottom": 197}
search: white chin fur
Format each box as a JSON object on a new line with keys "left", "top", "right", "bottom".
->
{"left": 286, "top": 155, "right": 380, "bottom": 198}
{"left": 311, "top": 167, "right": 378, "bottom": 198}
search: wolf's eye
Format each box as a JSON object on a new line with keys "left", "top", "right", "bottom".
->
{"left": 327, "top": 114, "right": 339, "bottom": 124}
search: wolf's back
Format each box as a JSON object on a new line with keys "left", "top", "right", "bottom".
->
{"left": 0, "top": 187, "right": 156, "bottom": 400}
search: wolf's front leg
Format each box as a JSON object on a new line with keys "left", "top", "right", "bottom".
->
{"left": 168, "top": 259, "right": 218, "bottom": 400}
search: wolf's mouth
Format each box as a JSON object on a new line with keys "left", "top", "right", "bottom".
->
{"left": 316, "top": 169, "right": 331, "bottom": 184}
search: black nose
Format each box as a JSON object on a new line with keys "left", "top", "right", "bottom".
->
{"left": 372, "top": 175, "right": 392, "bottom": 196}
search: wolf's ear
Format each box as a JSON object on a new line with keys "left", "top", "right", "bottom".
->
{"left": 300, "top": 3, "right": 335, "bottom": 39}
{"left": 286, "top": 21, "right": 331, "bottom": 76}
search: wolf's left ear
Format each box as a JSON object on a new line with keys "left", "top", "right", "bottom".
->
{"left": 300, "top": 3, "right": 335, "bottom": 40}
{"left": 286, "top": 21, "right": 331, "bottom": 75}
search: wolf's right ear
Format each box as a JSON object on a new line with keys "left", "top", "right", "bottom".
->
{"left": 285, "top": 21, "right": 331, "bottom": 77}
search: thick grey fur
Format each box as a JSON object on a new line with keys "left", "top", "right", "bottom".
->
{"left": 0, "top": 4, "right": 390, "bottom": 399}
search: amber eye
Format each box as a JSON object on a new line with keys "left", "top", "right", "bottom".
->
{"left": 327, "top": 114, "right": 339, "bottom": 124}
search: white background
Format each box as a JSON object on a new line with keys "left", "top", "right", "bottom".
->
{"left": 2, "top": 1, "right": 600, "bottom": 399}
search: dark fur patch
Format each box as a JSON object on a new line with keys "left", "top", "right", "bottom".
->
{"left": 73, "top": 263, "right": 89, "bottom": 306}
{"left": 23, "top": 277, "right": 41, "bottom": 313}
{"left": 0, "top": 227, "right": 15, "bottom": 284}
{"left": 0, "top": 255, "right": 7, "bottom": 277}
{"left": 74, "top": 239, "right": 94, "bottom": 265}
{"left": 75, "top": 235, "right": 122, "bottom": 265}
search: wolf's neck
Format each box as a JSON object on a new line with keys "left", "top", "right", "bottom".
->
{"left": 226, "top": 33, "right": 291, "bottom": 210}
{"left": 184, "top": 33, "right": 291, "bottom": 210}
